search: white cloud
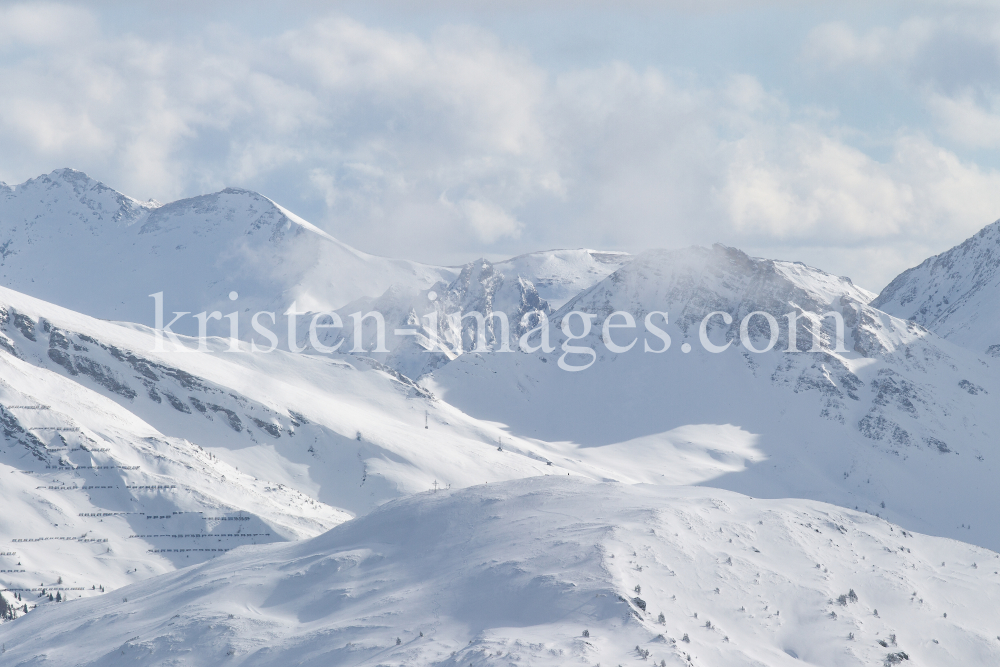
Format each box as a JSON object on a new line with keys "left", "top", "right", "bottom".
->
{"left": 805, "top": 25, "right": 1000, "bottom": 135}
{"left": 801, "top": 19, "right": 936, "bottom": 71}
{"left": 3, "top": 4, "right": 1000, "bottom": 289}
{"left": 802, "top": 21, "right": 891, "bottom": 69}
{"left": 927, "top": 91, "right": 1000, "bottom": 148}
{"left": 722, "top": 128, "right": 1000, "bottom": 241}
{"left": 457, "top": 198, "right": 524, "bottom": 243}
{"left": 0, "top": 3, "right": 96, "bottom": 49}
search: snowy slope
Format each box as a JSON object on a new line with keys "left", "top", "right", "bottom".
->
{"left": 495, "top": 248, "right": 631, "bottom": 309}
{"left": 0, "top": 284, "right": 568, "bottom": 608}
{"left": 873, "top": 219, "right": 1000, "bottom": 356}
{"left": 0, "top": 169, "right": 455, "bottom": 332}
{"left": 427, "top": 244, "right": 1000, "bottom": 551}
{"left": 1, "top": 477, "right": 998, "bottom": 667}
{"left": 0, "top": 308, "right": 350, "bottom": 607}
{"left": 3, "top": 239, "right": 994, "bottom": 553}
{"left": 6, "top": 167, "right": 1000, "bottom": 666}
{"left": 0, "top": 284, "right": 580, "bottom": 519}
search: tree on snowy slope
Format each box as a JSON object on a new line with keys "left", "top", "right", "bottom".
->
{"left": 0, "top": 594, "right": 14, "bottom": 621}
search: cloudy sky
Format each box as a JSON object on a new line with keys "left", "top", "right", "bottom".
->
{"left": 3, "top": 1, "right": 1000, "bottom": 289}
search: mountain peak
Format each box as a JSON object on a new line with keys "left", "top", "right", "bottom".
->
{"left": 48, "top": 166, "right": 93, "bottom": 181}
{"left": 32, "top": 168, "right": 139, "bottom": 204}
{"left": 5, "top": 167, "right": 153, "bottom": 225}
{"left": 494, "top": 248, "right": 632, "bottom": 309}
{"left": 0, "top": 169, "right": 455, "bottom": 327}
{"left": 873, "top": 218, "right": 1000, "bottom": 354}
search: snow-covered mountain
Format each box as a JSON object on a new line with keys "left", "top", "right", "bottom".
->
{"left": 428, "top": 244, "right": 1000, "bottom": 549}
{"left": 873, "top": 219, "right": 1000, "bottom": 357}
{"left": 0, "top": 280, "right": 627, "bottom": 602}
{"left": 1, "top": 185, "right": 997, "bottom": 555}
{"left": 0, "top": 170, "right": 629, "bottom": 342}
{"left": 0, "top": 283, "right": 584, "bottom": 516}
{"left": 0, "top": 295, "right": 351, "bottom": 606}
{"left": 0, "top": 169, "right": 455, "bottom": 333}
{"left": 2, "top": 477, "right": 998, "bottom": 667}
{"left": 311, "top": 257, "right": 556, "bottom": 380}
{"left": 0, "top": 169, "right": 638, "bottom": 609}
{"left": 4, "top": 168, "right": 1000, "bottom": 666}
{"left": 495, "top": 248, "right": 631, "bottom": 309}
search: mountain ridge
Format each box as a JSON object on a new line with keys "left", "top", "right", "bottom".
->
{"left": 873, "top": 218, "right": 1000, "bottom": 356}
{"left": 4, "top": 168, "right": 1000, "bottom": 667}
{"left": 0, "top": 169, "right": 456, "bottom": 331}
